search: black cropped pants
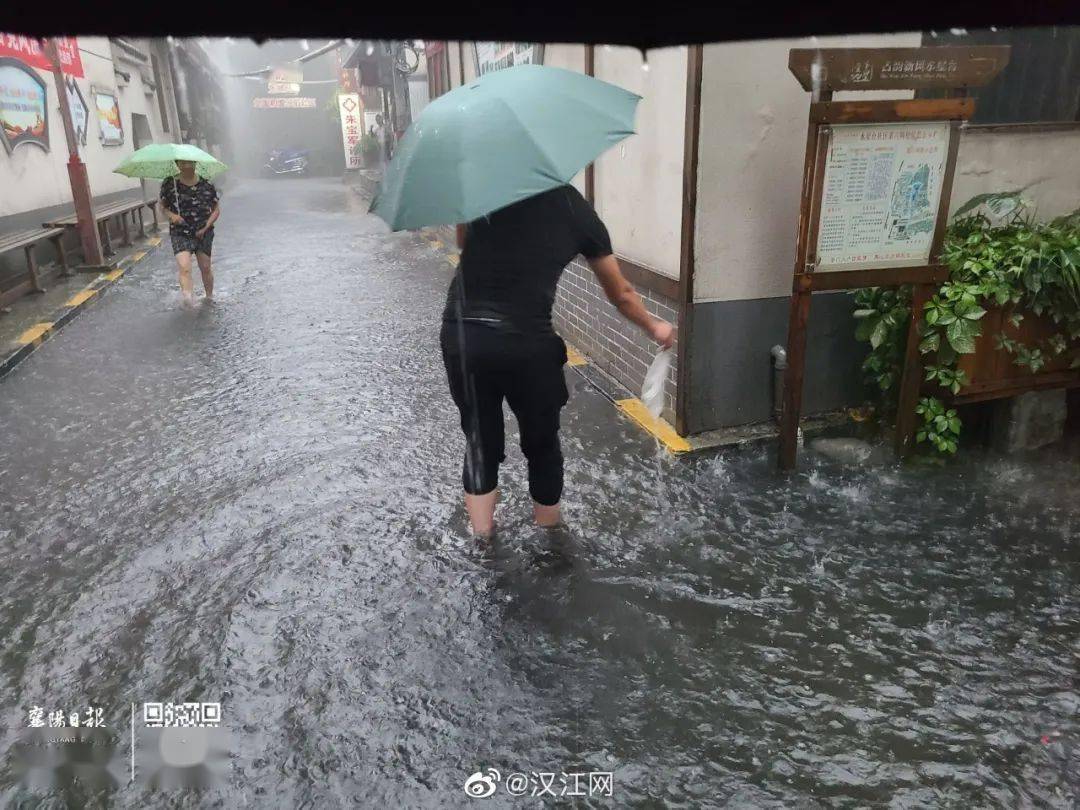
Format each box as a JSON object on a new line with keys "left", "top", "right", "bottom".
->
{"left": 440, "top": 321, "right": 569, "bottom": 506}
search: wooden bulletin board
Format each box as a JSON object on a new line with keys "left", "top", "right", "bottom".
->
{"left": 778, "top": 46, "right": 1010, "bottom": 470}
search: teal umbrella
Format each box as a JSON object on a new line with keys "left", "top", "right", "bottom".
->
{"left": 370, "top": 64, "right": 641, "bottom": 231}
{"left": 114, "top": 143, "right": 227, "bottom": 181}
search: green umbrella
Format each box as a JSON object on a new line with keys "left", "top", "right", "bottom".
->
{"left": 115, "top": 143, "right": 226, "bottom": 227}
{"left": 370, "top": 64, "right": 641, "bottom": 231}
{"left": 114, "top": 142, "right": 227, "bottom": 181}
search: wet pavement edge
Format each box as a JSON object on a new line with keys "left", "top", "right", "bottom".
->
{"left": 0, "top": 236, "right": 163, "bottom": 381}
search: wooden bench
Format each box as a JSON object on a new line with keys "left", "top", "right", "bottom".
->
{"left": 43, "top": 197, "right": 159, "bottom": 258}
{"left": 0, "top": 227, "right": 69, "bottom": 308}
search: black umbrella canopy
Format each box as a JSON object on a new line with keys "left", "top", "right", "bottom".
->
{"left": 14, "top": 2, "right": 1080, "bottom": 48}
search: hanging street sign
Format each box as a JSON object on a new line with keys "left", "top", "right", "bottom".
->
{"left": 267, "top": 81, "right": 300, "bottom": 95}
{"left": 253, "top": 96, "right": 316, "bottom": 109}
{"left": 338, "top": 92, "right": 362, "bottom": 169}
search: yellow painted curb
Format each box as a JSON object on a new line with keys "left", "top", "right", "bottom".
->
{"left": 565, "top": 345, "right": 587, "bottom": 367}
{"left": 446, "top": 254, "right": 459, "bottom": 268}
{"left": 616, "top": 398, "right": 691, "bottom": 453}
{"left": 148, "top": 237, "right": 161, "bottom": 246}
{"left": 131, "top": 251, "right": 147, "bottom": 262}
{"left": 17, "top": 322, "right": 53, "bottom": 346}
{"left": 103, "top": 268, "right": 125, "bottom": 282}
{"left": 65, "top": 289, "right": 98, "bottom": 307}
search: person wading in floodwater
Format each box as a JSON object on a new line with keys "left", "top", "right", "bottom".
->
{"left": 441, "top": 184, "right": 674, "bottom": 538}
{"left": 160, "top": 159, "right": 221, "bottom": 307}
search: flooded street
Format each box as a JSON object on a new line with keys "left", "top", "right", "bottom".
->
{"left": 0, "top": 177, "right": 1078, "bottom": 807}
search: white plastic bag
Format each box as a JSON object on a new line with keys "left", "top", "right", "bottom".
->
{"left": 641, "top": 347, "right": 672, "bottom": 418}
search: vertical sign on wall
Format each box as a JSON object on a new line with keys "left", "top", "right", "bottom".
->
{"left": 65, "top": 76, "right": 88, "bottom": 146}
{"left": 338, "top": 92, "right": 362, "bottom": 169}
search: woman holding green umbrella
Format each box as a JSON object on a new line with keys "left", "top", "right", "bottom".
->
{"left": 160, "top": 160, "right": 222, "bottom": 307}
{"left": 371, "top": 65, "right": 674, "bottom": 538}
{"left": 114, "top": 143, "right": 226, "bottom": 307}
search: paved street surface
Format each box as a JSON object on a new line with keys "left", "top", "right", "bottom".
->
{"left": 0, "top": 178, "right": 1078, "bottom": 807}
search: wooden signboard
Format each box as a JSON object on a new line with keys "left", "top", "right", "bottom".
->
{"left": 778, "top": 46, "right": 1009, "bottom": 470}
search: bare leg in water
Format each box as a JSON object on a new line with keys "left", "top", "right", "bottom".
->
{"left": 196, "top": 251, "right": 214, "bottom": 301}
{"left": 464, "top": 492, "right": 560, "bottom": 537}
{"left": 465, "top": 491, "right": 498, "bottom": 538}
{"left": 533, "top": 502, "right": 560, "bottom": 527}
{"left": 175, "top": 250, "right": 195, "bottom": 308}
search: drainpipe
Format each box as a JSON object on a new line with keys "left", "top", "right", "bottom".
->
{"left": 770, "top": 345, "right": 786, "bottom": 424}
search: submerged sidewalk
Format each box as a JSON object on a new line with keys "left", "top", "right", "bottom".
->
{"left": 0, "top": 235, "right": 162, "bottom": 379}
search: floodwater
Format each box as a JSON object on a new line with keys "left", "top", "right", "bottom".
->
{"left": 0, "top": 178, "right": 1077, "bottom": 808}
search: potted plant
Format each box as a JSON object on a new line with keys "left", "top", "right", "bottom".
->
{"left": 853, "top": 193, "right": 1080, "bottom": 456}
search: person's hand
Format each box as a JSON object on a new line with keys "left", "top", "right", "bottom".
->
{"left": 168, "top": 212, "right": 184, "bottom": 226}
{"left": 195, "top": 226, "right": 208, "bottom": 238}
{"left": 649, "top": 318, "right": 675, "bottom": 349}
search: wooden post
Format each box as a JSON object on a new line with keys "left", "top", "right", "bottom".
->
{"left": 779, "top": 88, "right": 831, "bottom": 470}
{"left": 120, "top": 212, "right": 132, "bottom": 247}
{"left": 41, "top": 39, "right": 104, "bottom": 267}
{"left": 52, "top": 234, "right": 69, "bottom": 276}
{"left": 99, "top": 220, "right": 113, "bottom": 257}
{"left": 24, "top": 244, "right": 45, "bottom": 293}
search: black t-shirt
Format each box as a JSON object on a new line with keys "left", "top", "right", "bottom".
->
{"left": 442, "top": 184, "right": 613, "bottom": 334}
{"left": 160, "top": 177, "right": 219, "bottom": 235}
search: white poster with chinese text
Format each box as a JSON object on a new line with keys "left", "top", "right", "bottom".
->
{"left": 338, "top": 93, "right": 362, "bottom": 169}
{"left": 474, "top": 43, "right": 543, "bottom": 76}
{"left": 815, "top": 122, "right": 950, "bottom": 271}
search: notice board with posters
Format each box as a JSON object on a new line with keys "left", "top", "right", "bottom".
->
{"left": 814, "top": 122, "right": 950, "bottom": 271}
{"left": 777, "top": 46, "right": 1011, "bottom": 470}
{"left": 93, "top": 88, "right": 123, "bottom": 146}
{"left": 0, "top": 57, "right": 49, "bottom": 153}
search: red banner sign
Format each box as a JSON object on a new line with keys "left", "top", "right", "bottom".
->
{"left": 0, "top": 34, "right": 84, "bottom": 78}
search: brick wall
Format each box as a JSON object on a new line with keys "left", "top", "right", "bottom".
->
{"left": 553, "top": 258, "right": 680, "bottom": 423}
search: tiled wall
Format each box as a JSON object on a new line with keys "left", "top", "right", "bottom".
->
{"left": 553, "top": 258, "right": 680, "bottom": 423}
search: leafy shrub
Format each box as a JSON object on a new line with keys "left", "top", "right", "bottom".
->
{"left": 853, "top": 194, "right": 1080, "bottom": 454}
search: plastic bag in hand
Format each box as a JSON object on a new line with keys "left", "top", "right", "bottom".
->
{"left": 641, "top": 347, "right": 672, "bottom": 418}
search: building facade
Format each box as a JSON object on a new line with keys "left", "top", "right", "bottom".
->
{"left": 433, "top": 32, "right": 1080, "bottom": 436}
{"left": 0, "top": 36, "right": 225, "bottom": 292}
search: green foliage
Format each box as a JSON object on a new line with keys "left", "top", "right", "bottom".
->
{"left": 853, "top": 197, "right": 1080, "bottom": 456}
{"left": 915, "top": 396, "right": 960, "bottom": 454}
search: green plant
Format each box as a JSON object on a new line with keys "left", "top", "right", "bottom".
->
{"left": 915, "top": 396, "right": 960, "bottom": 454}
{"left": 853, "top": 194, "right": 1080, "bottom": 456}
